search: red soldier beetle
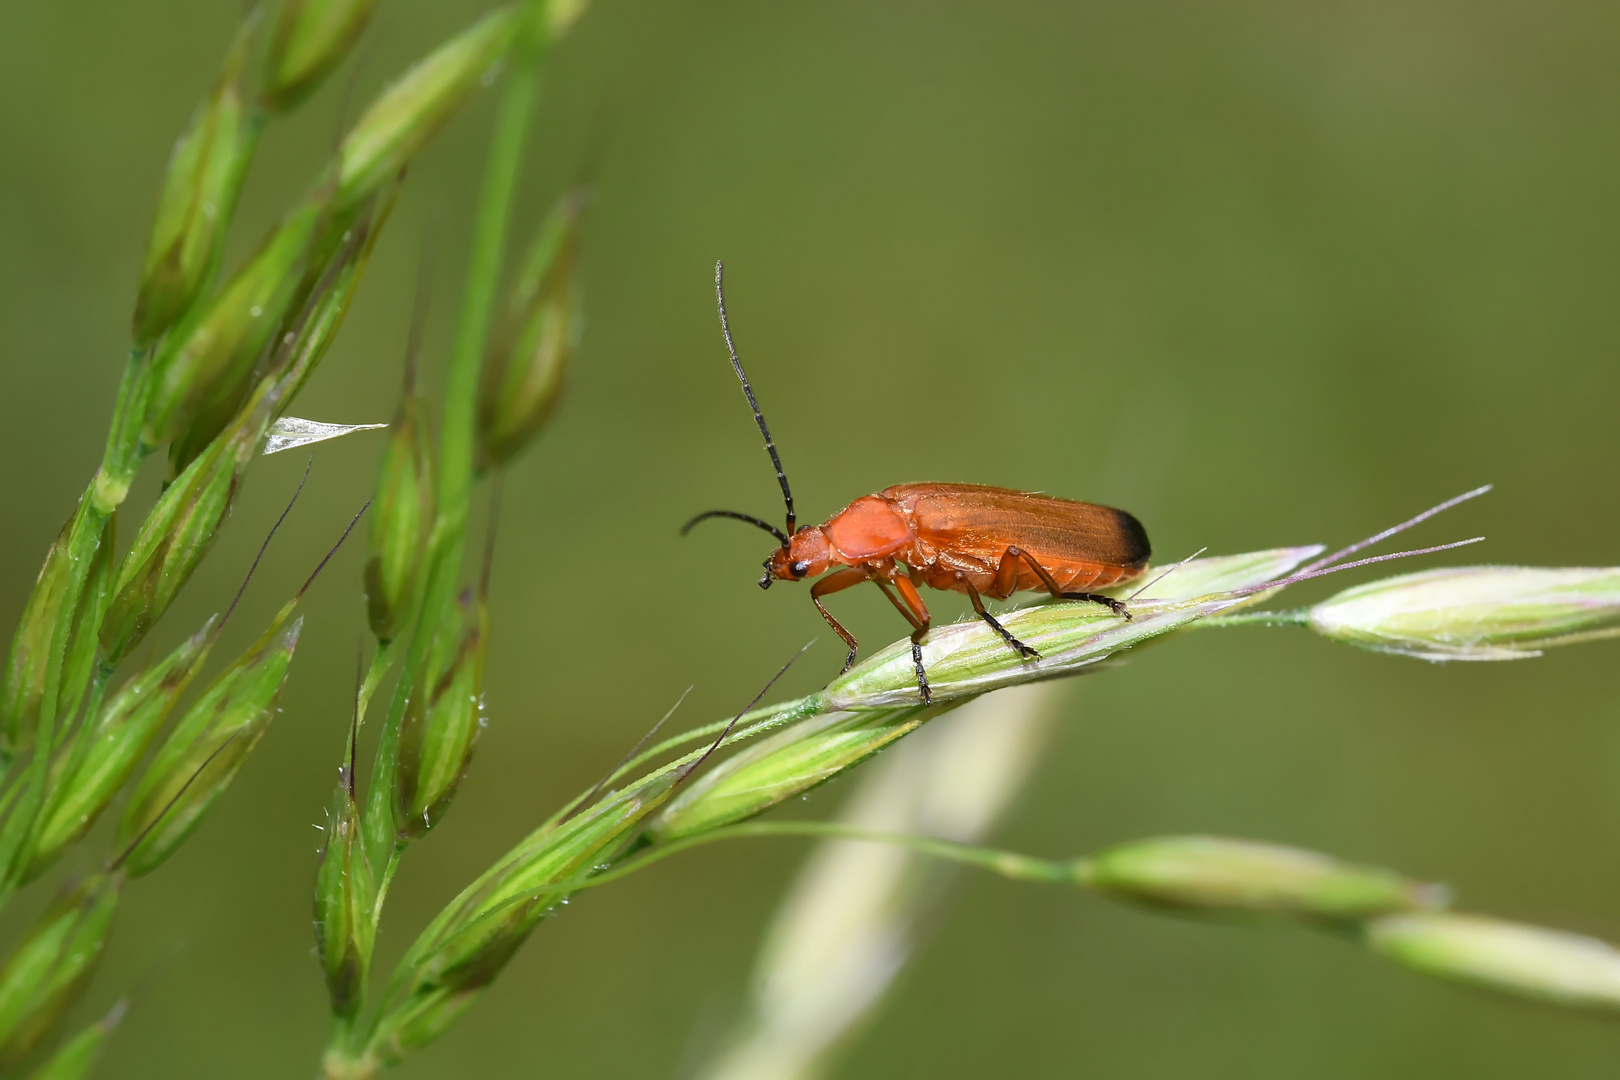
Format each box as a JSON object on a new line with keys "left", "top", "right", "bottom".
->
{"left": 684, "top": 263, "right": 1152, "bottom": 704}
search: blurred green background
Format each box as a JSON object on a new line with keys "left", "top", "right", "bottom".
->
{"left": 2, "top": 0, "right": 1618, "bottom": 1076}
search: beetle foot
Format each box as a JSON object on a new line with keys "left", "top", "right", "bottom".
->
{"left": 979, "top": 612, "right": 1041, "bottom": 660}
{"left": 1065, "top": 592, "right": 1131, "bottom": 621}
{"left": 911, "top": 642, "right": 932, "bottom": 704}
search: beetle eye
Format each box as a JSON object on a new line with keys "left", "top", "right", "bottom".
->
{"left": 790, "top": 561, "right": 811, "bottom": 578}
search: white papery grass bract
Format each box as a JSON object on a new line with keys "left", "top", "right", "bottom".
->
{"left": 261, "top": 417, "right": 387, "bottom": 456}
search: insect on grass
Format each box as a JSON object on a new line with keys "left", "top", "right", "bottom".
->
{"left": 684, "top": 262, "right": 1153, "bottom": 704}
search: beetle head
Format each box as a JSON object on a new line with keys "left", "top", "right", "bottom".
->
{"left": 761, "top": 527, "right": 834, "bottom": 589}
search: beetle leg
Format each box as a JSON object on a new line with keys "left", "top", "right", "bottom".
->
{"left": 810, "top": 567, "right": 871, "bottom": 673}
{"left": 871, "top": 574, "right": 935, "bottom": 704}
{"left": 994, "top": 546, "right": 1132, "bottom": 621}
{"left": 957, "top": 572, "right": 1040, "bottom": 660}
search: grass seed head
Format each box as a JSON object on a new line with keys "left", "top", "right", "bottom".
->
{"left": 336, "top": 8, "right": 520, "bottom": 211}
{"left": 263, "top": 0, "right": 379, "bottom": 112}
{"left": 274, "top": 194, "right": 396, "bottom": 407}
{"left": 166, "top": 196, "right": 387, "bottom": 477}
{"left": 114, "top": 614, "right": 301, "bottom": 876}
{"left": 1081, "top": 836, "right": 1448, "bottom": 921}
{"left": 476, "top": 189, "right": 585, "bottom": 471}
{"left": 650, "top": 548, "right": 1354, "bottom": 843}
{"left": 646, "top": 706, "right": 936, "bottom": 844}
{"left": 142, "top": 200, "right": 324, "bottom": 448}
{"left": 315, "top": 776, "right": 375, "bottom": 1018}
{"left": 25, "top": 619, "right": 217, "bottom": 882}
{"left": 1309, "top": 565, "right": 1620, "bottom": 660}
{"left": 365, "top": 395, "right": 434, "bottom": 642}
{"left": 0, "top": 506, "right": 115, "bottom": 761}
{"left": 0, "top": 874, "right": 121, "bottom": 1068}
{"left": 101, "top": 417, "right": 256, "bottom": 666}
{"left": 394, "top": 592, "right": 486, "bottom": 838}
{"left": 368, "top": 774, "right": 679, "bottom": 1065}
{"left": 133, "top": 13, "right": 260, "bottom": 347}
{"left": 827, "top": 547, "right": 1327, "bottom": 709}
{"left": 1368, "top": 912, "right": 1620, "bottom": 1012}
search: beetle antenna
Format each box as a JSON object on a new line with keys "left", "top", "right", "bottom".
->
{"left": 714, "top": 261, "right": 795, "bottom": 538}
{"left": 680, "top": 509, "right": 789, "bottom": 546}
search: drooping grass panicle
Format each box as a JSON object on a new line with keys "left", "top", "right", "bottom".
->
{"left": 0, "top": 3, "right": 597, "bottom": 1074}
{"left": 573, "top": 818, "right": 1620, "bottom": 1019}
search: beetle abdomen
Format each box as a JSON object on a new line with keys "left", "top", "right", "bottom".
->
{"left": 883, "top": 483, "right": 1151, "bottom": 593}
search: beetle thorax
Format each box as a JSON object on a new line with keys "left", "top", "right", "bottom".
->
{"left": 821, "top": 495, "right": 915, "bottom": 563}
